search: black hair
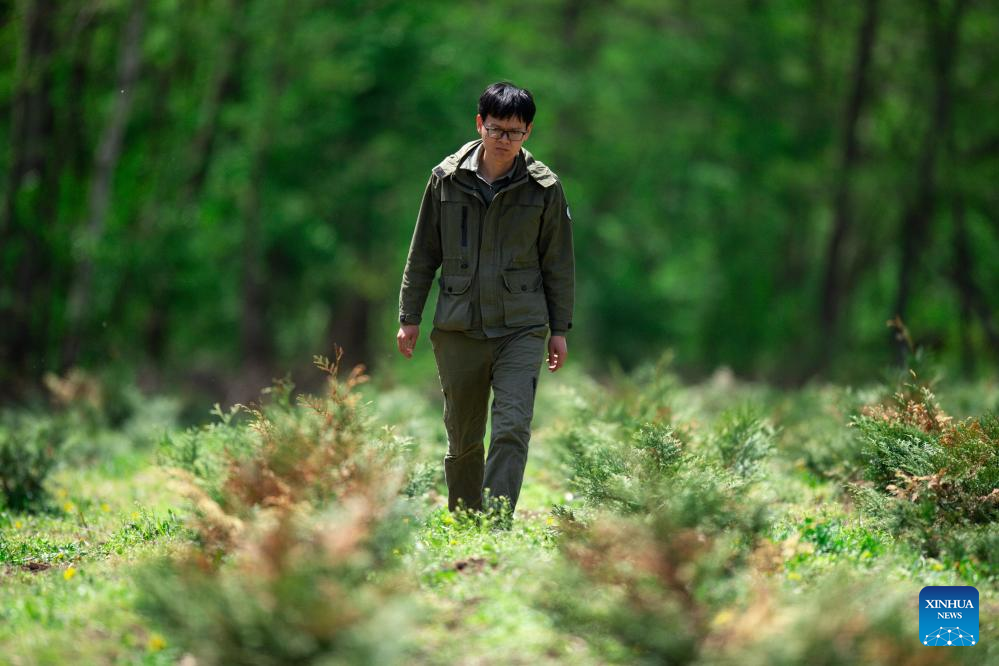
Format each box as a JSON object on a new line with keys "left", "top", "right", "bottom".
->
{"left": 478, "top": 81, "right": 536, "bottom": 125}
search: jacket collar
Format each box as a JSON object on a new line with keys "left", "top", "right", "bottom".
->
{"left": 433, "top": 139, "right": 558, "bottom": 188}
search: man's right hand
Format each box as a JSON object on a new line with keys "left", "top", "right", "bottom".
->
{"left": 397, "top": 324, "right": 420, "bottom": 358}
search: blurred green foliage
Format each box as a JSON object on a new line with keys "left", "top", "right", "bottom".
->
{"left": 535, "top": 355, "right": 996, "bottom": 664}
{"left": 0, "top": 413, "right": 64, "bottom": 511}
{"left": 2, "top": 0, "right": 997, "bottom": 398}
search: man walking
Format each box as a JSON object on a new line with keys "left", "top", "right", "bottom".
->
{"left": 396, "top": 82, "right": 574, "bottom": 520}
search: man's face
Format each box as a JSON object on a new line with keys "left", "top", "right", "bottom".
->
{"left": 476, "top": 114, "right": 532, "bottom": 159}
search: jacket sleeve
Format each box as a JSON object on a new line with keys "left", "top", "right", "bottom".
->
{"left": 398, "top": 174, "right": 443, "bottom": 324}
{"left": 538, "top": 180, "right": 575, "bottom": 336}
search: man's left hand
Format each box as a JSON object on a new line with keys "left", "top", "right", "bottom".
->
{"left": 547, "top": 335, "right": 567, "bottom": 372}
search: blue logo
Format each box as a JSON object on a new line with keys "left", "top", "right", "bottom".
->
{"left": 920, "top": 586, "right": 978, "bottom": 647}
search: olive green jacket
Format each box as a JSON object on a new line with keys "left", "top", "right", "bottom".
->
{"left": 398, "top": 139, "right": 575, "bottom": 337}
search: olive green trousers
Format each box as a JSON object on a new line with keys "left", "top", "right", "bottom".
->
{"left": 429, "top": 324, "right": 548, "bottom": 515}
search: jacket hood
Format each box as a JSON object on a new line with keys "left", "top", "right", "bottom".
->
{"left": 432, "top": 139, "right": 558, "bottom": 188}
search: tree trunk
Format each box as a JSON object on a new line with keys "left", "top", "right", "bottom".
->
{"left": 42, "top": 6, "right": 98, "bottom": 373}
{"left": 326, "top": 293, "right": 371, "bottom": 378}
{"left": 62, "top": 0, "right": 147, "bottom": 367}
{"left": 891, "top": 0, "right": 966, "bottom": 363}
{"left": 237, "top": 5, "right": 292, "bottom": 395}
{"left": 0, "top": 0, "right": 57, "bottom": 396}
{"left": 135, "top": 1, "right": 245, "bottom": 373}
{"left": 184, "top": 3, "right": 244, "bottom": 202}
{"left": 951, "top": 199, "right": 973, "bottom": 375}
{"left": 817, "top": 0, "right": 879, "bottom": 362}
{"left": 951, "top": 201, "right": 999, "bottom": 365}
{"left": 66, "top": 6, "right": 98, "bottom": 179}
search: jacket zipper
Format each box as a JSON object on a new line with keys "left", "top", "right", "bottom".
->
{"left": 461, "top": 207, "right": 468, "bottom": 247}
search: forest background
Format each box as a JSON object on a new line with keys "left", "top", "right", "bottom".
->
{"left": 2, "top": 0, "right": 997, "bottom": 409}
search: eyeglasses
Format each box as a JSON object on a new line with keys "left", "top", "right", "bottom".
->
{"left": 483, "top": 125, "right": 528, "bottom": 141}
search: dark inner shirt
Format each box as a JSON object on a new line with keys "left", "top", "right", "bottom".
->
{"left": 459, "top": 144, "right": 522, "bottom": 206}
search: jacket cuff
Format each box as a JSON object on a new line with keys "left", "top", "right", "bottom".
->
{"left": 400, "top": 313, "right": 422, "bottom": 325}
{"left": 550, "top": 321, "right": 571, "bottom": 336}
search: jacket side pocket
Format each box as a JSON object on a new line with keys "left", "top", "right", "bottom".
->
{"left": 500, "top": 267, "right": 548, "bottom": 328}
{"left": 433, "top": 275, "right": 474, "bottom": 331}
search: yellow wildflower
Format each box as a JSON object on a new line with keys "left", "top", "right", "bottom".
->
{"left": 64, "top": 567, "right": 77, "bottom": 581}
{"left": 13, "top": 520, "right": 23, "bottom": 529}
{"left": 787, "top": 571, "right": 802, "bottom": 581}
{"left": 442, "top": 514, "right": 455, "bottom": 525}
{"left": 147, "top": 633, "right": 167, "bottom": 652}
{"left": 63, "top": 501, "right": 76, "bottom": 513}
{"left": 545, "top": 517, "right": 555, "bottom": 526}
{"left": 712, "top": 609, "right": 735, "bottom": 628}
{"left": 100, "top": 503, "right": 111, "bottom": 513}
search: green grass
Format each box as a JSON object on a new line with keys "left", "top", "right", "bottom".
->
{"left": 1, "top": 367, "right": 996, "bottom": 665}
{"left": 0, "top": 448, "right": 187, "bottom": 665}
{"left": 402, "top": 495, "right": 609, "bottom": 664}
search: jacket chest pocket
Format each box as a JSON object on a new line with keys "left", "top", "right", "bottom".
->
{"left": 442, "top": 202, "right": 478, "bottom": 269}
{"left": 500, "top": 267, "right": 548, "bottom": 327}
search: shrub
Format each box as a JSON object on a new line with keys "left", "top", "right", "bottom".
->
{"left": 137, "top": 500, "right": 416, "bottom": 666}
{"left": 709, "top": 406, "right": 776, "bottom": 477}
{"left": 157, "top": 402, "right": 252, "bottom": 506}
{"left": 41, "top": 368, "right": 180, "bottom": 466}
{"left": 855, "top": 386, "right": 998, "bottom": 526}
{"left": 0, "top": 413, "right": 65, "bottom": 512}
{"left": 539, "top": 513, "right": 708, "bottom": 665}
{"left": 551, "top": 418, "right": 635, "bottom": 510}
{"left": 854, "top": 382, "right": 951, "bottom": 483}
{"left": 140, "top": 350, "right": 420, "bottom": 664}
{"left": 599, "top": 350, "right": 683, "bottom": 427}
{"left": 632, "top": 421, "right": 683, "bottom": 475}
{"left": 43, "top": 368, "right": 104, "bottom": 425}
{"left": 159, "top": 356, "right": 389, "bottom": 529}
{"left": 552, "top": 408, "right": 770, "bottom": 535}
{"left": 938, "top": 523, "right": 999, "bottom": 582}
{"left": 401, "top": 459, "right": 438, "bottom": 498}
{"left": 852, "top": 379, "right": 999, "bottom": 576}
{"left": 539, "top": 495, "right": 769, "bottom": 665}
{"left": 774, "top": 385, "right": 868, "bottom": 480}
{"left": 854, "top": 418, "right": 941, "bottom": 488}
{"left": 539, "top": 412, "right": 772, "bottom": 662}
{"left": 705, "top": 573, "right": 986, "bottom": 666}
